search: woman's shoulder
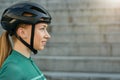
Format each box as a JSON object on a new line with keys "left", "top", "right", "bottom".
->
{"left": 0, "top": 52, "right": 22, "bottom": 73}
{"left": 1, "top": 50, "right": 23, "bottom": 67}
{"left": 1, "top": 53, "right": 19, "bottom": 68}
{"left": 1, "top": 61, "right": 22, "bottom": 73}
{"left": 0, "top": 62, "right": 25, "bottom": 80}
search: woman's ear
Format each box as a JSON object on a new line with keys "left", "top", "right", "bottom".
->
{"left": 16, "top": 27, "right": 28, "bottom": 39}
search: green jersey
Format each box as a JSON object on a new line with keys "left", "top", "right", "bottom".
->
{"left": 0, "top": 50, "right": 46, "bottom": 80}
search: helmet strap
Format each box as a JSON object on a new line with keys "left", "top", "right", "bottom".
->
{"left": 15, "top": 24, "right": 37, "bottom": 54}
{"left": 30, "top": 24, "right": 37, "bottom": 54}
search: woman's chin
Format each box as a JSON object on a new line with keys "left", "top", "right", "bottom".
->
{"left": 38, "top": 46, "right": 45, "bottom": 51}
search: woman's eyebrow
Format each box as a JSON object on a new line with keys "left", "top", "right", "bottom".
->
{"left": 39, "top": 25, "right": 48, "bottom": 28}
{"left": 43, "top": 25, "right": 48, "bottom": 28}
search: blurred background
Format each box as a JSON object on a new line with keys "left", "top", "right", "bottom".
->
{"left": 1, "top": 0, "right": 120, "bottom": 80}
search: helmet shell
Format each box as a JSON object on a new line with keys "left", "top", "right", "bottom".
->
{"left": 1, "top": 2, "right": 51, "bottom": 34}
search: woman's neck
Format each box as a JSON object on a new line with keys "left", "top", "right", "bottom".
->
{"left": 13, "top": 40, "right": 31, "bottom": 58}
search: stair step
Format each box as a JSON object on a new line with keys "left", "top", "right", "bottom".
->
{"left": 39, "top": 43, "right": 120, "bottom": 57}
{"left": 44, "top": 71, "right": 120, "bottom": 79}
{"left": 32, "top": 56, "right": 120, "bottom": 73}
{"left": 33, "top": 56, "right": 120, "bottom": 61}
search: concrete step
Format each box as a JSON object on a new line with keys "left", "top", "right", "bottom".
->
{"left": 32, "top": 56, "right": 120, "bottom": 73}
{"left": 47, "top": 0, "right": 120, "bottom": 11}
{"left": 49, "top": 34, "right": 104, "bottom": 43}
{"left": 51, "top": 26, "right": 120, "bottom": 35}
{"left": 51, "top": 11, "right": 120, "bottom": 26}
{"left": 49, "top": 33, "right": 120, "bottom": 43}
{"left": 44, "top": 71, "right": 120, "bottom": 80}
{"left": 39, "top": 43, "right": 120, "bottom": 57}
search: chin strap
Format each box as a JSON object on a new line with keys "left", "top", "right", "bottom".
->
{"left": 15, "top": 24, "right": 37, "bottom": 54}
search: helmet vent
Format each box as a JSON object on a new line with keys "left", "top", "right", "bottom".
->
{"left": 22, "top": 12, "right": 36, "bottom": 17}
{"left": 2, "top": 16, "right": 13, "bottom": 22}
{"left": 31, "top": 6, "right": 46, "bottom": 14}
{"left": 9, "top": 19, "right": 16, "bottom": 23}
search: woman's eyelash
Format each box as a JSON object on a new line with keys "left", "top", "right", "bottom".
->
{"left": 40, "top": 27, "right": 47, "bottom": 30}
{"left": 41, "top": 27, "right": 45, "bottom": 29}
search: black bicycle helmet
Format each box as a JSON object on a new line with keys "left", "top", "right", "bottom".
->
{"left": 1, "top": 1, "right": 52, "bottom": 54}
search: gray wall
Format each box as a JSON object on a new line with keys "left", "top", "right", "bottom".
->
{"left": 1, "top": 0, "right": 120, "bottom": 80}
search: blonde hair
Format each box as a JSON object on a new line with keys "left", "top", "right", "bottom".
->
{"left": 0, "top": 31, "right": 12, "bottom": 67}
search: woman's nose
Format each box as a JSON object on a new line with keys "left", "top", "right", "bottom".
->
{"left": 45, "top": 31, "right": 51, "bottom": 39}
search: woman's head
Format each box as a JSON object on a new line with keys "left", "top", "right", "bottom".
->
{"left": 1, "top": 1, "right": 52, "bottom": 54}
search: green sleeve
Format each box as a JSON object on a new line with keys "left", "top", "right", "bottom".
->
{"left": 0, "top": 62, "right": 25, "bottom": 80}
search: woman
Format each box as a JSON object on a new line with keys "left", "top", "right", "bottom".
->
{"left": 0, "top": 1, "right": 51, "bottom": 80}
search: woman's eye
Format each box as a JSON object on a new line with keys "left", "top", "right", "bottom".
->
{"left": 40, "top": 28, "right": 45, "bottom": 30}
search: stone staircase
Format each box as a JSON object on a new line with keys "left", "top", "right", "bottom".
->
{"left": 1, "top": 0, "right": 120, "bottom": 80}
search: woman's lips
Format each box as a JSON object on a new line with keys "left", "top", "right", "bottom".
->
{"left": 42, "top": 41, "right": 47, "bottom": 45}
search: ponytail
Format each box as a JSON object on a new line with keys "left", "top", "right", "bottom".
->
{"left": 0, "top": 31, "right": 12, "bottom": 67}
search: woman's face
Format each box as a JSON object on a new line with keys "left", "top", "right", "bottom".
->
{"left": 17, "top": 23, "right": 51, "bottom": 51}
{"left": 33, "top": 23, "right": 51, "bottom": 50}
